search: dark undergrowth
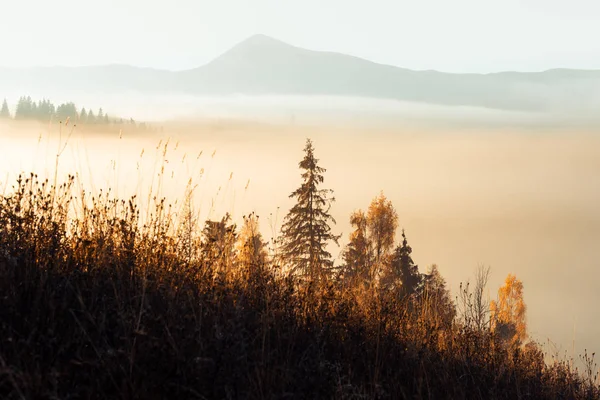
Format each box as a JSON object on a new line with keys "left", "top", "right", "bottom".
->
{"left": 0, "top": 174, "right": 597, "bottom": 399}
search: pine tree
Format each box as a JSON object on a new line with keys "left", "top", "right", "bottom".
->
{"left": 87, "top": 109, "right": 96, "bottom": 124}
{"left": 389, "top": 229, "right": 422, "bottom": 297}
{"left": 80, "top": 107, "right": 88, "bottom": 123}
{"left": 14, "top": 97, "right": 27, "bottom": 119}
{"left": 25, "top": 96, "right": 33, "bottom": 119}
{"left": 40, "top": 99, "right": 56, "bottom": 122}
{"left": 31, "top": 101, "right": 38, "bottom": 119}
{"left": 0, "top": 99, "right": 10, "bottom": 118}
{"left": 36, "top": 100, "right": 44, "bottom": 120}
{"left": 343, "top": 210, "right": 372, "bottom": 283}
{"left": 55, "top": 102, "right": 78, "bottom": 123}
{"left": 279, "top": 139, "right": 339, "bottom": 283}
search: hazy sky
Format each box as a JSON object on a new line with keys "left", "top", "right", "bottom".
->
{"left": 2, "top": 0, "right": 599, "bottom": 72}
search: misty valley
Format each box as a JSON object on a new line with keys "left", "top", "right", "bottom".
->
{"left": 1, "top": 27, "right": 600, "bottom": 399}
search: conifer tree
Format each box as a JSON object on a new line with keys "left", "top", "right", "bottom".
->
{"left": 343, "top": 210, "right": 372, "bottom": 283}
{"left": 87, "top": 109, "right": 96, "bottom": 124}
{"left": 14, "top": 97, "right": 28, "bottom": 119}
{"left": 55, "top": 102, "right": 78, "bottom": 123}
{"left": 38, "top": 99, "right": 56, "bottom": 121}
{"left": 25, "top": 96, "right": 33, "bottom": 118}
{"left": 389, "top": 229, "right": 422, "bottom": 297}
{"left": 36, "top": 100, "right": 44, "bottom": 120}
{"left": 279, "top": 139, "right": 339, "bottom": 283}
{"left": 80, "top": 107, "right": 88, "bottom": 123}
{"left": 0, "top": 99, "right": 10, "bottom": 118}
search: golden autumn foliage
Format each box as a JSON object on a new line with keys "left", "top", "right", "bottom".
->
{"left": 490, "top": 273, "right": 527, "bottom": 346}
{"left": 342, "top": 210, "right": 371, "bottom": 282}
{"left": 236, "top": 212, "right": 268, "bottom": 276}
{"left": 0, "top": 139, "right": 598, "bottom": 398}
{"left": 366, "top": 192, "right": 398, "bottom": 267}
{"left": 344, "top": 192, "right": 398, "bottom": 285}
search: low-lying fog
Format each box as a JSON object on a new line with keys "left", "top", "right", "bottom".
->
{"left": 5, "top": 92, "right": 598, "bottom": 129}
{"left": 1, "top": 96, "right": 599, "bottom": 365}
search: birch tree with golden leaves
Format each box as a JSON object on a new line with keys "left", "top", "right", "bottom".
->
{"left": 420, "top": 264, "right": 456, "bottom": 329}
{"left": 366, "top": 192, "right": 398, "bottom": 281}
{"left": 236, "top": 212, "right": 268, "bottom": 277}
{"left": 490, "top": 274, "right": 527, "bottom": 346}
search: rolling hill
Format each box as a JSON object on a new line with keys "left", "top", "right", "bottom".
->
{"left": 2, "top": 34, "right": 600, "bottom": 113}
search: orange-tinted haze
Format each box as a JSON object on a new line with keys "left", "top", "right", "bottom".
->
{"left": 1, "top": 118, "right": 598, "bottom": 362}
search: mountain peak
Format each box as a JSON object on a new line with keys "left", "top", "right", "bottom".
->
{"left": 240, "top": 34, "right": 286, "bottom": 46}
{"left": 207, "top": 34, "right": 300, "bottom": 68}
{"left": 229, "top": 34, "right": 297, "bottom": 55}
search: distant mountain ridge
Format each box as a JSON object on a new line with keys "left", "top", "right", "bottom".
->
{"left": 2, "top": 34, "right": 600, "bottom": 113}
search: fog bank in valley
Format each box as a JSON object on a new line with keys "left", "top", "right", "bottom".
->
{"left": 1, "top": 110, "right": 599, "bottom": 364}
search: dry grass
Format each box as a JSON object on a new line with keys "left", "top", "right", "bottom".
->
{"left": 0, "top": 168, "right": 597, "bottom": 399}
